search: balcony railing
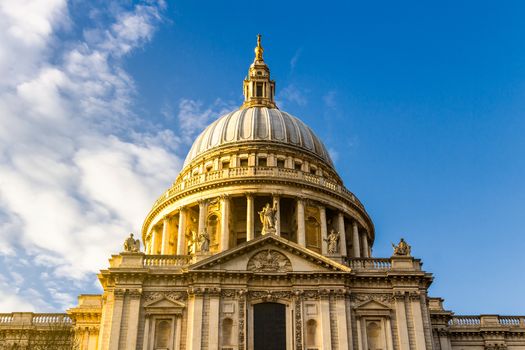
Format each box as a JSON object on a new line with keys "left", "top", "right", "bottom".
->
{"left": 346, "top": 258, "right": 392, "bottom": 271}
{"left": 0, "top": 313, "right": 71, "bottom": 325}
{"left": 154, "top": 166, "right": 362, "bottom": 209}
{"left": 449, "top": 315, "right": 525, "bottom": 328}
{"left": 143, "top": 255, "right": 192, "bottom": 267}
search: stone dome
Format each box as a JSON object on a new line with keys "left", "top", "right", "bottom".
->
{"left": 183, "top": 107, "right": 334, "bottom": 168}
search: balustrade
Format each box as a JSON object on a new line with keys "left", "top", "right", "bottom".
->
{"left": 154, "top": 166, "right": 364, "bottom": 210}
{"left": 0, "top": 313, "right": 71, "bottom": 325}
{"left": 449, "top": 316, "right": 481, "bottom": 326}
{"left": 143, "top": 255, "right": 192, "bottom": 267}
{"left": 346, "top": 258, "right": 392, "bottom": 270}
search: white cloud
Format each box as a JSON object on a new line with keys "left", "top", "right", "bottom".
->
{"left": 279, "top": 84, "right": 307, "bottom": 107}
{"left": 0, "top": 0, "right": 184, "bottom": 311}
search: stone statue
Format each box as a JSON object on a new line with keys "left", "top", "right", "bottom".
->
{"left": 324, "top": 229, "right": 340, "bottom": 254}
{"left": 186, "top": 230, "right": 196, "bottom": 255}
{"left": 123, "top": 233, "right": 140, "bottom": 253}
{"left": 258, "top": 202, "right": 277, "bottom": 234}
{"left": 198, "top": 227, "right": 210, "bottom": 253}
{"left": 392, "top": 238, "right": 411, "bottom": 256}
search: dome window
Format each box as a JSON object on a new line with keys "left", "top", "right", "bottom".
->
{"left": 276, "top": 159, "right": 285, "bottom": 168}
{"left": 258, "top": 157, "right": 267, "bottom": 167}
{"left": 240, "top": 158, "right": 248, "bottom": 167}
{"left": 294, "top": 161, "right": 302, "bottom": 171}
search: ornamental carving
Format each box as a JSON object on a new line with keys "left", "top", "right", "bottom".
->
{"left": 143, "top": 291, "right": 187, "bottom": 303}
{"left": 248, "top": 290, "right": 293, "bottom": 301}
{"left": 351, "top": 293, "right": 393, "bottom": 306}
{"left": 295, "top": 297, "right": 303, "bottom": 350}
{"left": 247, "top": 249, "right": 292, "bottom": 272}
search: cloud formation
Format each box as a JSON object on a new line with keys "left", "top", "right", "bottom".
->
{"left": 0, "top": 0, "right": 189, "bottom": 311}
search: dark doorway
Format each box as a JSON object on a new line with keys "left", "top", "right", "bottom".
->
{"left": 253, "top": 302, "right": 286, "bottom": 350}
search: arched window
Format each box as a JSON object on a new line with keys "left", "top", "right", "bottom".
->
{"left": 155, "top": 319, "right": 172, "bottom": 348}
{"left": 306, "top": 319, "right": 318, "bottom": 347}
{"left": 222, "top": 318, "right": 233, "bottom": 345}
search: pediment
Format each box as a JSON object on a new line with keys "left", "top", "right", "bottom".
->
{"left": 188, "top": 234, "right": 350, "bottom": 273}
{"left": 144, "top": 296, "right": 185, "bottom": 309}
{"left": 356, "top": 299, "right": 391, "bottom": 310}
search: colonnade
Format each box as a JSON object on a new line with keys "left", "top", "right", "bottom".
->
{"left": 146, "top": 194, "right": 371, "bottom": 258}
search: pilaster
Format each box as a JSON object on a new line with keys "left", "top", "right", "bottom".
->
{"left": 125, "top": 289, "right": 142, "bottom": 350}
{"left": 108, "top": 288, "right": 125, "bottom": 350}
{"left": 394, "top": 292, "right": 410, "bottom": 350}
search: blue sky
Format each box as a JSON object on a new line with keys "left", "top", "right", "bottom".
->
{"left": 0, "top": 0, "right": 524, "bottom": 314}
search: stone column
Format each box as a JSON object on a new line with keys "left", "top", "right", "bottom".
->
{"left": 273, "top": 194, "right": 281, "bottom": 236}
{"left": 198, "top": 200, "right": 207, "bottom": 235}
{"left": 335, "top": 294, "right": 349, "bottom": 349}
{"left": 356, "top": 316, "right": 363, "bottom": 350}
{"left": 394, "top": 292, "right": 410, "bottom": 350}
{"left": 246, "top": 193, "right": 254, "bottom": 241}
{"left": 352, "top": 221, "right": 361, "bottom": 258}
{"left": 108, "top": 289, "right": 125, "bottom": 349}
{"left": 438, "top": 330, "right": 452, "bottom": 350}
{"left": 125, "top": 289, "right": 142, "bottom": 350}
{"left": 177, "top": 208, "right": 186, "bottom": 255}
{"left": 87, "top": 329, "right": 98, "bottom": 350}
{"left": 208, "top": 293, "right": 220, "bottom": 350}
{"left": 319, "top": 206, "right": 328, "bottom": 255}
{"left": 385, "top": 318, "right": 394, "bottom": 350}
{"left": 187, "top": 291, "right": 204, "bottom": 350}
{"left": 337, "top": 212, "right": 347, "bottom": 256}
{"left": 146, "top": 233, "right": 153, "bottom": 254}
{"left": 142, "top": 316, "right": 151, "bottom": 350}
{"left": 297, "top": 198, "right": 306, "bottom": 246}
{"left": 410, "top": 292, "right": 428, "bottom": 350}
{"left": 361, "top": 231, "right": 369, "bottom": 258}
{"left": 220, "top": 195, "right": 230, "bottom": 251}
{"left": 161, "top": 217, "right": 171, "bottom": 254}
{"left": 319, "top": 294, "right": 332, "bottom": 350}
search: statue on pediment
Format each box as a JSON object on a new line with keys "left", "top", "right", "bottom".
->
{"left": 324, "top": 229, "right": 340, "bottom": 254}
{"left": 392, "top": 238, "right": 411, "bottom": 256}
{"left": 259, "top": 202, "right": 277, "bottom": 234}
{"left": 123, "top": 233, "right": 140, "bottom": 253}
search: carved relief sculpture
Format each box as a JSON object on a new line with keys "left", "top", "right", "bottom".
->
{"left": 247, "top": 249, "right": 292, "bottom": 272}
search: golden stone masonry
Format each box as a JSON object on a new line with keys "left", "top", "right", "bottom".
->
{"left": 1, "top": 35, "right": 524, "bottom": 350}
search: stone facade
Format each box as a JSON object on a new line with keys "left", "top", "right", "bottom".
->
{"left": 1, "top": 36, "right": 524, "bottom": 350}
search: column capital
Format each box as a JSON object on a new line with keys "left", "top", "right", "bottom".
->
{"left": 220, "top": 194, "right": 230, "bottom": 200}
{"left": 245, "top": 192, "right": 254, "bottom": 198}
{"left": 198, "top": 199, "right": 208, "bottom": 206}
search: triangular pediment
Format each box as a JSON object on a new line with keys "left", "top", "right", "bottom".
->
{"left": 144, "top": 297, "right": 185, "bottom": 309}
{"left": 356, "top": 299, "right": 391, "bottom": 310}
{"left": 188, "top": 234, "right": 350, "bottom": 273}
